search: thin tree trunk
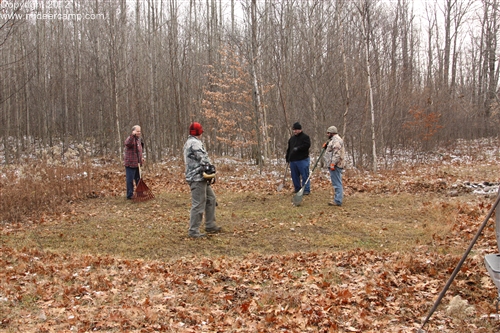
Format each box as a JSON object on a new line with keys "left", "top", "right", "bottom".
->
{"left": 251, "top": 0, "right": 263, "bottom": 169}
{"left": 359, "top": 1, "right": 377, "bottom": 172}
{"left": 337, "top": 1, "right": 349, "bottom": 139}
{"left": 443, "top": 0, "right": 453, "bottom": 88}
{"left": 73, "top": 0, "right": 84, "bottom": 150}
{"left": 108, "top": 4, "right": 122, "bottom": 158}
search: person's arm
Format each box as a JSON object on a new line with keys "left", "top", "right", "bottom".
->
{"left": 189, "top": 140, "right": 211, "bottom": 165}
{"left": 302, "top": 135, "right": 311, "bottom": 151}
{"left": 330, "top": 138, "right": 342, "bottom": 165}
{"left": 295, "top": 134, "right": 311, "bottom": 152}
{"left": 124, "top": 135, "right": 135, "bottom": 147}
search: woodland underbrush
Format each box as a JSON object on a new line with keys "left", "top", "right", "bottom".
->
{"left": 0, "top": 161, "right": 96, "bottom": 223}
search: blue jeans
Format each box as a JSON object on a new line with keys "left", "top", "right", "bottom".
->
{"left": 329, "top": 167, "right": 343, "bottom": 205}
{"left": 125, "top": 167, "right": 140, "bottom": 199}
{"left": 290, "top": 157, "right": 310, "bottom": 193}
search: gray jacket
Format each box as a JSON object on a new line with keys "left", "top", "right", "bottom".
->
{"left": 183, "top": 135, "right": 211, "bottom": 182}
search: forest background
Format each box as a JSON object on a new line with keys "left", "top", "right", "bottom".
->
{"left": 0, "top": 0, "right": 498, "bottom": 168}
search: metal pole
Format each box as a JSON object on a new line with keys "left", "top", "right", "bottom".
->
{"left": 420, "top": 190, "right": 500, "bottom": 330}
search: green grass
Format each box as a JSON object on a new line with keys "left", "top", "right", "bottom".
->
{"left": 2, "top": 187, "right": 469, "bottom": 261}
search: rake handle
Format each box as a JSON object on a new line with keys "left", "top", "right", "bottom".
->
{"left": 134, "top": 135, "right": 143, "bottom": 179}
{"left": 298, "top": 147, "right": 327, "bottom": 193}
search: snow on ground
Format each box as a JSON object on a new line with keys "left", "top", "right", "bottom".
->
{"left": 1, "top": 137, "right": 499, "bottom": 195}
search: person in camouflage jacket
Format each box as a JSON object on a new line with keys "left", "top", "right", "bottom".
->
{"left": 183, "top": 122, "right": 221, "bottom": 238}
{"left": 323, "top": 125, "right": 345, "bottom": 206}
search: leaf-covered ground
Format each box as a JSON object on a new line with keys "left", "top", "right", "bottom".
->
{"left": 1, "top": 139, "right": 500, "bottom": 332}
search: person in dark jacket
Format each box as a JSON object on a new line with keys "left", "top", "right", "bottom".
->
{"left": 286, "top": 122, "right": 311, "bottom": 194}
{"left": 124, "top": 125, "right": 144, "bottom": 200}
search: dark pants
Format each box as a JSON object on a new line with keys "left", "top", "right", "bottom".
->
{"left": 188, "top": 181, "right": 217, "bottom": 236}
{"left": 125, "top": 167, "right": 140, "bottom": 199}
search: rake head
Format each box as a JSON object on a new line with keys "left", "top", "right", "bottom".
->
{"left": 132, "top": 179, "right": 155, "bottom": 202}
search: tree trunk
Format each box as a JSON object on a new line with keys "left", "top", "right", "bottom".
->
{"left": 359, "top": 1, "right": 377, "bottom": 172}
{"left": 251, "top": 0, "right": 264, "bottom": 169}
{"left": 337, "top": 1, "right": 349, "bottom": 139}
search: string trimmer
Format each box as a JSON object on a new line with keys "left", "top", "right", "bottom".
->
{"left": 292, "top": 147, "right": 326, "bottom": 206}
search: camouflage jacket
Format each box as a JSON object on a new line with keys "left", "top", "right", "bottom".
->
{"left": 183, "top": 135, "right": 211, "bottom": 182}
{"left": 324, "top": 134, "right": 345, "bottom": 169}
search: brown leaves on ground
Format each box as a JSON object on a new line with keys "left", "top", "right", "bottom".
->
{"left": 2, "top": 245, "right": 498, "bottom": 333}
{"left": 1, "top": 141, "right": 500, "bottom": 332}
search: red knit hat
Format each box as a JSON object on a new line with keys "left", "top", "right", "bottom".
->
{"left": 189, "top": 122, "right": 203, "bottom": 136}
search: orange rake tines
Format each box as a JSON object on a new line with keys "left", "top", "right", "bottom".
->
{"left": 132, "top": 166, "right": 155, "bottom": 202}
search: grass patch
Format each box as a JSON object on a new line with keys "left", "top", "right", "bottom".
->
{"left": 2, "top": 187, "right": 471, "bottom": 260}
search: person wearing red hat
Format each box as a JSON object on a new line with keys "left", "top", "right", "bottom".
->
{"left": 183, "top": 122, "right": 221, "bottom": 238}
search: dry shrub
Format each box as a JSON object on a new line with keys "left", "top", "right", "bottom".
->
{"left": 0, "top": 161, "right": 96, "bottom": 223}
{"left": 216, "top": 162, "right": 236, "bottom": 172}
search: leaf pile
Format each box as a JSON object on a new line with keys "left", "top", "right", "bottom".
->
{"left": 2, "top": 245, "right": 498, "bottom": 332}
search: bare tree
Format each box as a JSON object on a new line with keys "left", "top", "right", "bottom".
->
{"left": 0, "top": 0, "right": 498, "bottom": 168}
{"left": 357, "top": 0, "right": 378, "bottom": 172}
{"left": 336, "top": 1, "right": 350, "bottom": 140}
{"left": 250, "top": 0, "right": 264, "bottom": 168}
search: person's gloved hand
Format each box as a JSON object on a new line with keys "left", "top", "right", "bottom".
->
{"left": 203, "top": 164, "right": 216, "bottom": 179}
{"left": 330, "top": 163, "right": 335, "bottom": 171}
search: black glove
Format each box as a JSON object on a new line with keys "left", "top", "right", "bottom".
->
{"left": 203, "top": 164, "right": 216, "bottom": 179}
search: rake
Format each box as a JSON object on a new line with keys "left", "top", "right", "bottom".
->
{"left": 292, "top": 147, "right": 326, "bottom": 206}
{"left": 132, "top": 165, "right": 155, "bottom": 202}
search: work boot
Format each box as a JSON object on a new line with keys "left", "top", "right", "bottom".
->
{"left": 189, "top": 233, "right": 206, "bottom": 238}
{"left": 205, "top": 226, "right": 222, "bottom": 234}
